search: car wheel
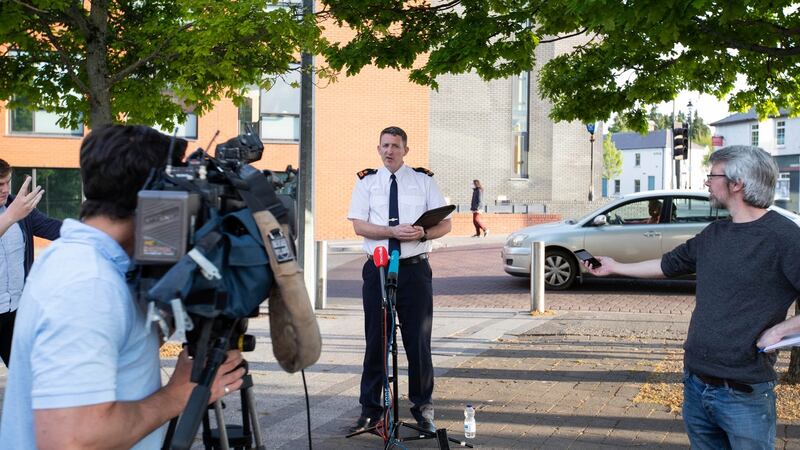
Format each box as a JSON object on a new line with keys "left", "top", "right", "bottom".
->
{"left": 543, "top": 249, "right": 577, "bottom": 290}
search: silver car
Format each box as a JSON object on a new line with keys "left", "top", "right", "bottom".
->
{"left": 502, "top": 190, "right": 800, "bottom": 290}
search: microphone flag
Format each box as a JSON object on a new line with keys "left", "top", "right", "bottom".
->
{"left": 373, "top": 246, "right": 389, "bottom": 268}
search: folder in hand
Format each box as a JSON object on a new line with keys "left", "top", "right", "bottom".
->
{"left": 413, "top": 205, "right": 456, "bottom": 229}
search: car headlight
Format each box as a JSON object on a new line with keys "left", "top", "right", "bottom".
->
{"left": 507, "top": 234, "right": 527, "bottom": 247}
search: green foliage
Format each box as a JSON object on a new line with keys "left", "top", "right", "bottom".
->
{"left": 602, "top": 134, "right": 623, "bottom": 181}
{"left": 0, "top": 0, "right": 324, "bottom": 128}
{"left": 321, "top": 0, "right": 800, "bottom": 130}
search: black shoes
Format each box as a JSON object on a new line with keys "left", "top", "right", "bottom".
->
{"left": 416, "top": 417, "right": 437, "bottom": 434}
{"left": 348, "top": 414, "right": 382, "bottom": 433}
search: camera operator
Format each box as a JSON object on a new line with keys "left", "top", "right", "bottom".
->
{"left": 0, "top": 125, "right": 245, "bottom": 449}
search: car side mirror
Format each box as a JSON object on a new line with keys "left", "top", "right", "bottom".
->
{"left": 593, "top": 215, "right": 607, "bottom": 226}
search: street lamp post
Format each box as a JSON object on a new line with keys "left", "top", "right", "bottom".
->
{"left": 687, "top": 101, "right": 693, "bottom": 189}
{"left": 586, "top": 123, "right": 596, "bottom": 201}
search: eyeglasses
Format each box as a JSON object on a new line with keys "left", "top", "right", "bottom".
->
{"left": 706, "top": 173, "right": 727, "bottom": 181}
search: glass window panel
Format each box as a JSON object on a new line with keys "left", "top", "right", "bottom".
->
{"left": 261, "top": 115, "right": 299, "bottom": 141}
{"left": 671, "top": 197, "right": 729, "bottom": 223}
{"left": 11, "top": 168, "right": 81, "bottom": 220}
{"left": 152, "top": 113, "right": 198, "bottom": 139}
{"left": 261, "top": 71, "right": 301, "bottom": 115}
{"left": 10, "top": 109, "right": 33, "bottom": 132}
{"left": 33, "top": 110, "right": 82, "bottom": 135}
{"left": 604, "top": 199, "right": 662, "bottom": 225}
{"left": 777, "top": 121, "right": 785, "bottom": 146}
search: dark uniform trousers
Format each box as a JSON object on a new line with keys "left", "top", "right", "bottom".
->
{"left": 359, "top": 257, "right": 434, "bottom": 422}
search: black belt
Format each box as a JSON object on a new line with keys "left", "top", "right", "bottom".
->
{"left": 695, "top": 373, "right": 754, "bottom": 393}
{"left": 367, "top": 253, "right": 429, "bottom": 266}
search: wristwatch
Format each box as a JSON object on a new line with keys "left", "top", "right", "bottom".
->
{"left": 419, "top": 230, "right": 428, "bottom": 242}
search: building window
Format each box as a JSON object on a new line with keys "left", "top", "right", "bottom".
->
{"left": 776, "top": 172, "right": 791, "bottom": 201}
{"left": 635, "top": 153, "right": 641, "bottom": 167}
{"left": 238, "top": 97, "right": 254, "bottom": 135}
{"left": 648, "top": 176, "right": 655, "bottom": 190}
{"left": 751, "top": 124, "right": 759, "bottom": 146}
{"left": 512, "top": 71, "right": 530, "bottom": 177}
{"left": 614, "top": 180, "right": 620, "bottom": 194}
{"left": 260, "top": 70, "right": 301, "bottom": 141}
{"left": 777, "top": 121, "right": 785, "bottom": 146}
{"left": 634, "top": 179, "right": 641, "bottom": 192}
{"left": 11, "top": 168, "right": 82, "bottom": 220}
{"left": 152, "top": 113, "right": 198, "bottom": 140}
{"left": 9, "top": 108, "right": 83, "bottom": 136}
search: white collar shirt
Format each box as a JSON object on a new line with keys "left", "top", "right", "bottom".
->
{"left": 348, "top": 164, "right": 447, "bottom": 257}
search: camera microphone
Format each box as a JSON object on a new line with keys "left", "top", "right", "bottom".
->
{"left": 373, "top": 246, "right": 389, "bottom": 306}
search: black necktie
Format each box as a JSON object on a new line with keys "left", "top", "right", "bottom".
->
{"left": 388, "top": 174, "right": 401, "bottom": 256}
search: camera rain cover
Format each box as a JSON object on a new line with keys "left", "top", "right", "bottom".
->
{"left": 148, "top": 208, "right": 273, "bottom": 319}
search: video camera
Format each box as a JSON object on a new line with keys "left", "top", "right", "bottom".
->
{"left": 131, "top": 129, "right": 321, "bottom": 449}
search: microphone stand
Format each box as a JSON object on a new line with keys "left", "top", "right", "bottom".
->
{"left": 383, "top": 255, "right": 472, "bottom": 449}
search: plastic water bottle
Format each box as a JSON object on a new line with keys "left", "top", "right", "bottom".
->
{"left": 464, "top": 404, "right": 476, "bottom": 439}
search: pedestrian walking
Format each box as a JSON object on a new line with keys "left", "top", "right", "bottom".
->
{"left": 470, "top": 179, "right": 488, "bottom": 237}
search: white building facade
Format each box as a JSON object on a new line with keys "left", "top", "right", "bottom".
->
{"left": 711, "top": 110, "right": 799, "bottom": 212}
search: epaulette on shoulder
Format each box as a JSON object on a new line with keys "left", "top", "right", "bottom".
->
{"left": 414, "top": 167, "right": 434, "bottom": 177}
{"left": 357, "top": 168, "right": 378, "bottom": 179}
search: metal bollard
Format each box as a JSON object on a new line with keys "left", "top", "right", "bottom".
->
{"left": 315, "top": 240, "right": 327, "bottom": 310}
{"left": 530, "top": 241, "right": 545, "bottom": 313}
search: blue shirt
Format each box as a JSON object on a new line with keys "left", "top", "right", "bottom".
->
{"left": 0, "top": 219, "right": 164, "bottom": 449}
{"left": 0, "top": 205, "right": 25, "bottom": 313}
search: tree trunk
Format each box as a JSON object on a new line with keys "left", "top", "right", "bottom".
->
{"left": 85, "top": 0, "right": 113, "bottom": 128}
{"left": 786, "top": 301, "right": 800, "bottom": 383}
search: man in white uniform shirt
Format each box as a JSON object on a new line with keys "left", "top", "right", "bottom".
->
{"left": 347, "top": 126, "right": 452, "bottom": 434}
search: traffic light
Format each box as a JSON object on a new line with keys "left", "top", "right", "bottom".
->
{"left": 673, "top": 122, "right": 688, "bottom": 160}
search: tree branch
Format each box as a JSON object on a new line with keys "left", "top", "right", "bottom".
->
{"left": 539, "top": 28, "right": 589, "bottom": 44}
{"left": 108, "top": 22, "right": 193, "bottom": 84}
{"left": 37, "top": 17, "right": 90, "bottom": 94}
{"left": 695, "top": 19, "right": 800, "bottom": 57}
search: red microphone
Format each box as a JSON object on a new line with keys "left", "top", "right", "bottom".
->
{"left": 373, "top": 246, "right": 389, "bottom": 268}
{"left": 373, "top": 246, "right": 389, "bottom": 306}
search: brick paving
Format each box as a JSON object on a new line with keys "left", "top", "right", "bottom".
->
{"left": 322, "top": 242, "right": 800, "bottom": 449}
{"left": 3, "top": 239, "right": 798, "bottom": 449}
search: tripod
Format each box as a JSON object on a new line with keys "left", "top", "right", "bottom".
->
{"left": 347, "top": 262, "right": 472, "bottom": 449}
{"left": 163, "top": 366, "right": 265, "bottom": 450}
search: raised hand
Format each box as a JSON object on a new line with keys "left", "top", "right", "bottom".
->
{"left": 6, "top": 176, "right": 44, "bottom": 223}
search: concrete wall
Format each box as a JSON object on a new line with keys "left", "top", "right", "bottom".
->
{"left": 429, "top": 74, "right": 513, "bottom": 206}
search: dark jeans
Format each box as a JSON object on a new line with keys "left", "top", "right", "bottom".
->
{"left": 0, "top": 310, "right": 16, "bottom": 367}
{"left": 359, "top": 259, "right": 434, "bottom": 422}
{"left": 682, "top": 370, "right": 776, "bottom": 450}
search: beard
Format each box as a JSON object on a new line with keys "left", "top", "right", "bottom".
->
{"left": 709, "top": 194, "right": 726, "bottom": 210}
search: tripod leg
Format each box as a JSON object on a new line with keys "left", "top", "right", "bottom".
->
{"left": 213, "top": 400, "right": 231, "bottom": 450}
{"left": 243, "top": 385, "right": 266, "bottom": 450}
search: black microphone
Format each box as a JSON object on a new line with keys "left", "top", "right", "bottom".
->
{"left": 373, "top": 246, "right": 389, "bottom": 306}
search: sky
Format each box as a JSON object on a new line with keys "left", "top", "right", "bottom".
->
{"left": 655, "top": 91, "right": 734, "bottom": 127}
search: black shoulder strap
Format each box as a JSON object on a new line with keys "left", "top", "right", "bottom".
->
{"left": 414, "top": 167, "right": 434, "bottom": 177}
{"left": 357, "top": 168, "right": 377, "bottom": 179}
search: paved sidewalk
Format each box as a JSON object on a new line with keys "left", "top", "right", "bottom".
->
{"left": 2, "top": 235, "right": 799, "bottom": 449}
